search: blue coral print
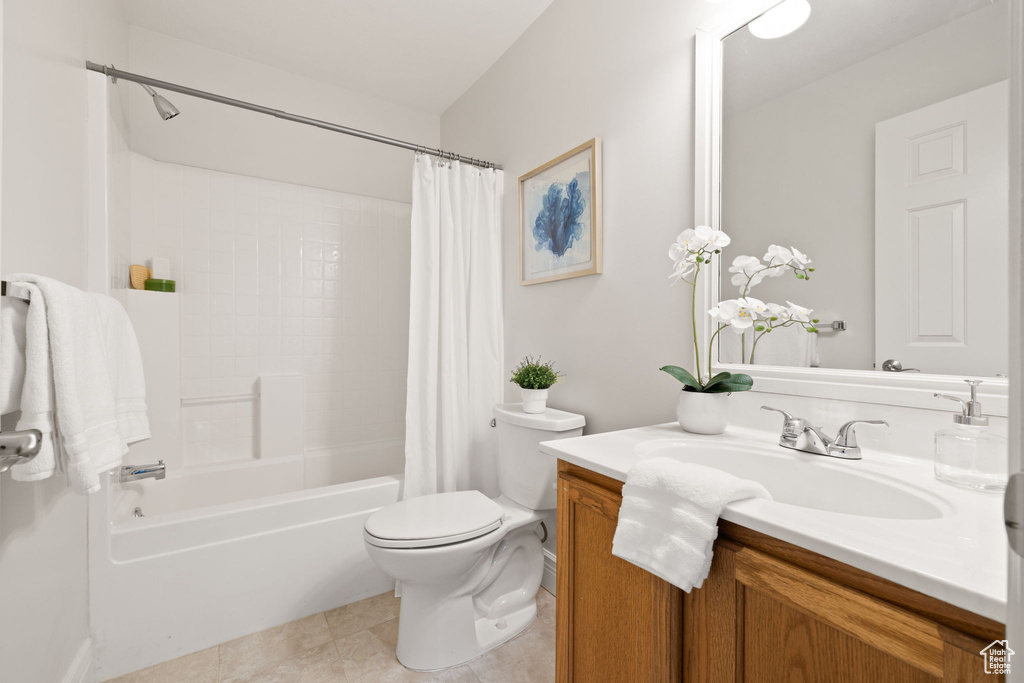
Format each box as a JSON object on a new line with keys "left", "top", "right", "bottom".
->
{"left": 533, "top": 177, "right": 587, "bottom": 257}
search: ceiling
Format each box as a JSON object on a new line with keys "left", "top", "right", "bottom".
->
{"left": 121, "top": 0, "right": 554, "bottom": 115}
{"left": 723, "top": 0, "right": 1003, "bottom": 115}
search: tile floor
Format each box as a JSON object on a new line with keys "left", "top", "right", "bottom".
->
{"left": 109, "top": 587, "right": 556, "bottom": 682}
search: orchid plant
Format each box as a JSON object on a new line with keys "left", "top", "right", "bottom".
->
{"left": 660, "top": 226, "right": 819, "bottom": 393}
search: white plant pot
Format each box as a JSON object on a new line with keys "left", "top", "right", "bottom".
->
{"left": 676, "top": 390, "right": 730, "bottom": 435}
{"left": 520, "top": 388, "right": 549, "bottom": 414}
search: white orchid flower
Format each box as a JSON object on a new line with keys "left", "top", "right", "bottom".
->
{"left": 728, "top": 255, "right": 765, "bottom": 290}
{"left": 764, "top": 244, "right": 794, "bottom": 267}
{"left": 711, "top": 297, "right": 764, "bottom": 333}
{"left": 765, "top": 302, "right": 790, "bottom": 320}
{"left": 737, "top": 297, "right": 768, "bottom": 318}
{"left": 709, "top": 299, "right": 741, "bottom": 328}
{"left": 790, "top": 247, "right": 812, "bottom": 269}
{"left": 785, "top": 301, "right": 813, "bottom": 323}
{"left": 668, "top": 232, "right": 690, "bottom": 261}
{"left": 673, "top": 228, "right": 708, "bottom": 253}
{"left": 668, "top": 257, "right": 698, "bottom": 282}
{"left": 694, "top": 225, "right": 731, "bottom": 251}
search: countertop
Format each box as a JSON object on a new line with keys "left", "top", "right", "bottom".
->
{"left": 540, "top": 422, "right": 1008, "bottom": 623}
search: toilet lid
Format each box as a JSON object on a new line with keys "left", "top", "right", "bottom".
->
{"left": 364, "top": 490, "right": 505, "bottom": 548}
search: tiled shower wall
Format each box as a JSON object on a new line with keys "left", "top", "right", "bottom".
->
{"left": 130, "top": 153, "right": 411, "bottom": 466}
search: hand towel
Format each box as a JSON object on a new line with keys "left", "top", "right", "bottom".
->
{"left": 612, "top": 458, "right": 770, "bottom": 591}
{"left": 6, "top": 274, "right": 145, "bottom": 493}
{"left": 717, "top": 326, "right": 818, "bottom": 367}
{"left": 752, "top": 324, "right": 819, "bottom": 368}
{"left": 0, "top": 297, "right": 28, "bottom": 415}
{"left": 7, "top": 283, "right": 59, "bottom": 482}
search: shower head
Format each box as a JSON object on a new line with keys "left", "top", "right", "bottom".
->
{"left": 140, "top": 83, "right": 180, "bottom": 120}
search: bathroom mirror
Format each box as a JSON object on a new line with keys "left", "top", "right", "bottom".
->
{"left": 709, "top": 0, "right": 1009, "bottom": 379}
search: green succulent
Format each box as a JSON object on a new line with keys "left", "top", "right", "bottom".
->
{"left": 510, "top": 355, "right": 563, "bottom": 390}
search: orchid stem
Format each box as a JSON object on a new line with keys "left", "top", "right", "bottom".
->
{"left": 691, "top": 262, "right": 702, "bottom": 386}
{"left": 708, "top": 325, "right": 725, "bottom": 382}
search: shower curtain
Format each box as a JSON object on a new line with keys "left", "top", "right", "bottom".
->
{"left": 404, "top": 154, "right": 505, "bottom": 499}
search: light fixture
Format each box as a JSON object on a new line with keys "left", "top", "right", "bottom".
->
{"left": 748, "top": 0, "right": 811, "bottom": 39}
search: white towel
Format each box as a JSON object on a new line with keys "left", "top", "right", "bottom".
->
{"left": 611, "top": 458, "right": 770, "bottom": 591}
{"left": 5, "top": 275, "right": 150, "bottom": 493}
{"left": 717, "top": 327, "right": 819, "bottom": 368}
{"left": 6, "top": 283, "right": 59, "bottom": 482}
{"left": 0, "top": 297, "right": 28, "bottom": 415}
{"left": 92, "top": 294, "right": 150, "bottom": 446}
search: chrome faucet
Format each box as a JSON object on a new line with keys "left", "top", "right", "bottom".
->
{"left": 761, "top": 406, "right": 888, "bottom": 460}
{"left": 118, "top": 460, "right": 166, "bottom": 483}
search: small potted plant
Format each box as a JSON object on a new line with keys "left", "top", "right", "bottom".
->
{"left": 510, "top": 355, "right": 563, "bottom": 414}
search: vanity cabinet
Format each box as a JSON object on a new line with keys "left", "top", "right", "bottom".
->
{"left": 555, "top": 461, "right": 1005, "bottom": 682}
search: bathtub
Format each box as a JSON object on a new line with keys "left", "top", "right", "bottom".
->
{"left": 88, "top": 460, "right": 402, "bottom": 680}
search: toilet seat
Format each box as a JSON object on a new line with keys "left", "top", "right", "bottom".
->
{"left": 364, "top": 490, "right": 505, "bottom": 549}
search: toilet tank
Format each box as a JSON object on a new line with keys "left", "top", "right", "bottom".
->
{"left": 493, "top": 403, "right": 585, "bottom": 510}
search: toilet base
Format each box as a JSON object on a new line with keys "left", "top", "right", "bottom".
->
{"left": 364, "top": 497, "right": 547, "bottom": 671}
{"left": 397, "top": 598, "right": 537, "bottom": 671}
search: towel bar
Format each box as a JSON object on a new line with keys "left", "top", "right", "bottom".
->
{"left": 0, "top": 280, "right": 31, "bottom": 303}
{"left": 0, "top": 429, "right": 43, "bottom": 473}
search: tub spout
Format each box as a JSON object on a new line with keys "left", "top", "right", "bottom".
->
{"left": 118, "top": 460, "right": 166, "bottom": 483}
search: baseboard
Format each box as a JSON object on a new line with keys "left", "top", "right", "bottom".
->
{"left": 62, "top": 637, "right": 95, "bottom": 683}
{"left": 541, "top": 549, "right": 557, "bottom": 596}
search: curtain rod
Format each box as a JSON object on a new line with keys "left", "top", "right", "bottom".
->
{"left": 85, "top": 61, "right": 502, "bottom": 170}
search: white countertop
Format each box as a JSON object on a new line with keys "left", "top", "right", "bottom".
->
{"left": 540, "top": 422, "right": 1008, "bottom": 623}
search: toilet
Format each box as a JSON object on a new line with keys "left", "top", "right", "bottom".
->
{"left": 363, "top": 403, "right": 585, "bottom": 671}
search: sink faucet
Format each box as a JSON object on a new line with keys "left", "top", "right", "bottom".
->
{"left": 761, "top": 407, "right": 888, "bottom": 460}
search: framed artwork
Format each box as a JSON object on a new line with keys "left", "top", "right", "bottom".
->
{"left": 518, "top": 138, "right": 603, "bottom": 285}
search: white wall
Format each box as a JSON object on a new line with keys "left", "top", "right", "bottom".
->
{"left": 722, "top": 3, "right": 1009, "bottom": 370}
{"left": 127, "top": 27, "right": 440, "bottom": 204}
{"left": 441, "top": 0, "right": 725, "bottom": 436}
{"left": 0, "top": 0, "right": 128, "bottom": 681}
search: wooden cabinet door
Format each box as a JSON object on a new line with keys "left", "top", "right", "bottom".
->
{"left": 686, "top": 544, "right": 999, "bottom": 682}
{"left": 555, "top": 471, "right": 682, "bottom": 682}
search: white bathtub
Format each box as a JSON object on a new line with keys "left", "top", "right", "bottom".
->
{"left": 88, "top": 464, "right": 402, "bottom": 680}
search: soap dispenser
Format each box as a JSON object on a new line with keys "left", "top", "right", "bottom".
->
{"left": 933, "top": 379, "right": 1007, "bottom": 492}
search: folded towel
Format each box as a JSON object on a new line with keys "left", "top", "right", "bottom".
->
{"left": 612, "top": 458, "right": 770, "bottom": 591}
{"left": 6, "top": 275, "right": 149, "bottom": 493}
{"left": 0, "top": 297, "right": 28, "bottom": 415}
{"left": 7, "top": 283, "right": 58, "bottom": 482}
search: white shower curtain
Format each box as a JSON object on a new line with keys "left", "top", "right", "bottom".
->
{"left": 404, "top": 154, "right": 505, "bottom": 499}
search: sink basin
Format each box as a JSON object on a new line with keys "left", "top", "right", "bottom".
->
{"left": 636, "top": 439, "right": 947, "bottom": 520}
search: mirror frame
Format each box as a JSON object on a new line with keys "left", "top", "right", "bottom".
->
{"left": 694, "top": 0, "right": 1008, "bottom": 415}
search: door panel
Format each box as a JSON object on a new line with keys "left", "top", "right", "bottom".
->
{"left": 875, "top": 80, "right": 1009, "bottom": 376}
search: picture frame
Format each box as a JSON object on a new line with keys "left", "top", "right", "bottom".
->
{"left": 518, "top": 138, "right": 603, "bottom": 285}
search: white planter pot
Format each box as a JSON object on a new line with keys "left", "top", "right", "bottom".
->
{"left": 676, "top": 390, "right": 730, "bottom": 435}
{"left": 520, "top": 388, "right": 549, "bottom": 414}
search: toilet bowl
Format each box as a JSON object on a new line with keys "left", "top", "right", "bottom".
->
{"left": 362, "top": 403, "right": 585, "bottom": 671}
